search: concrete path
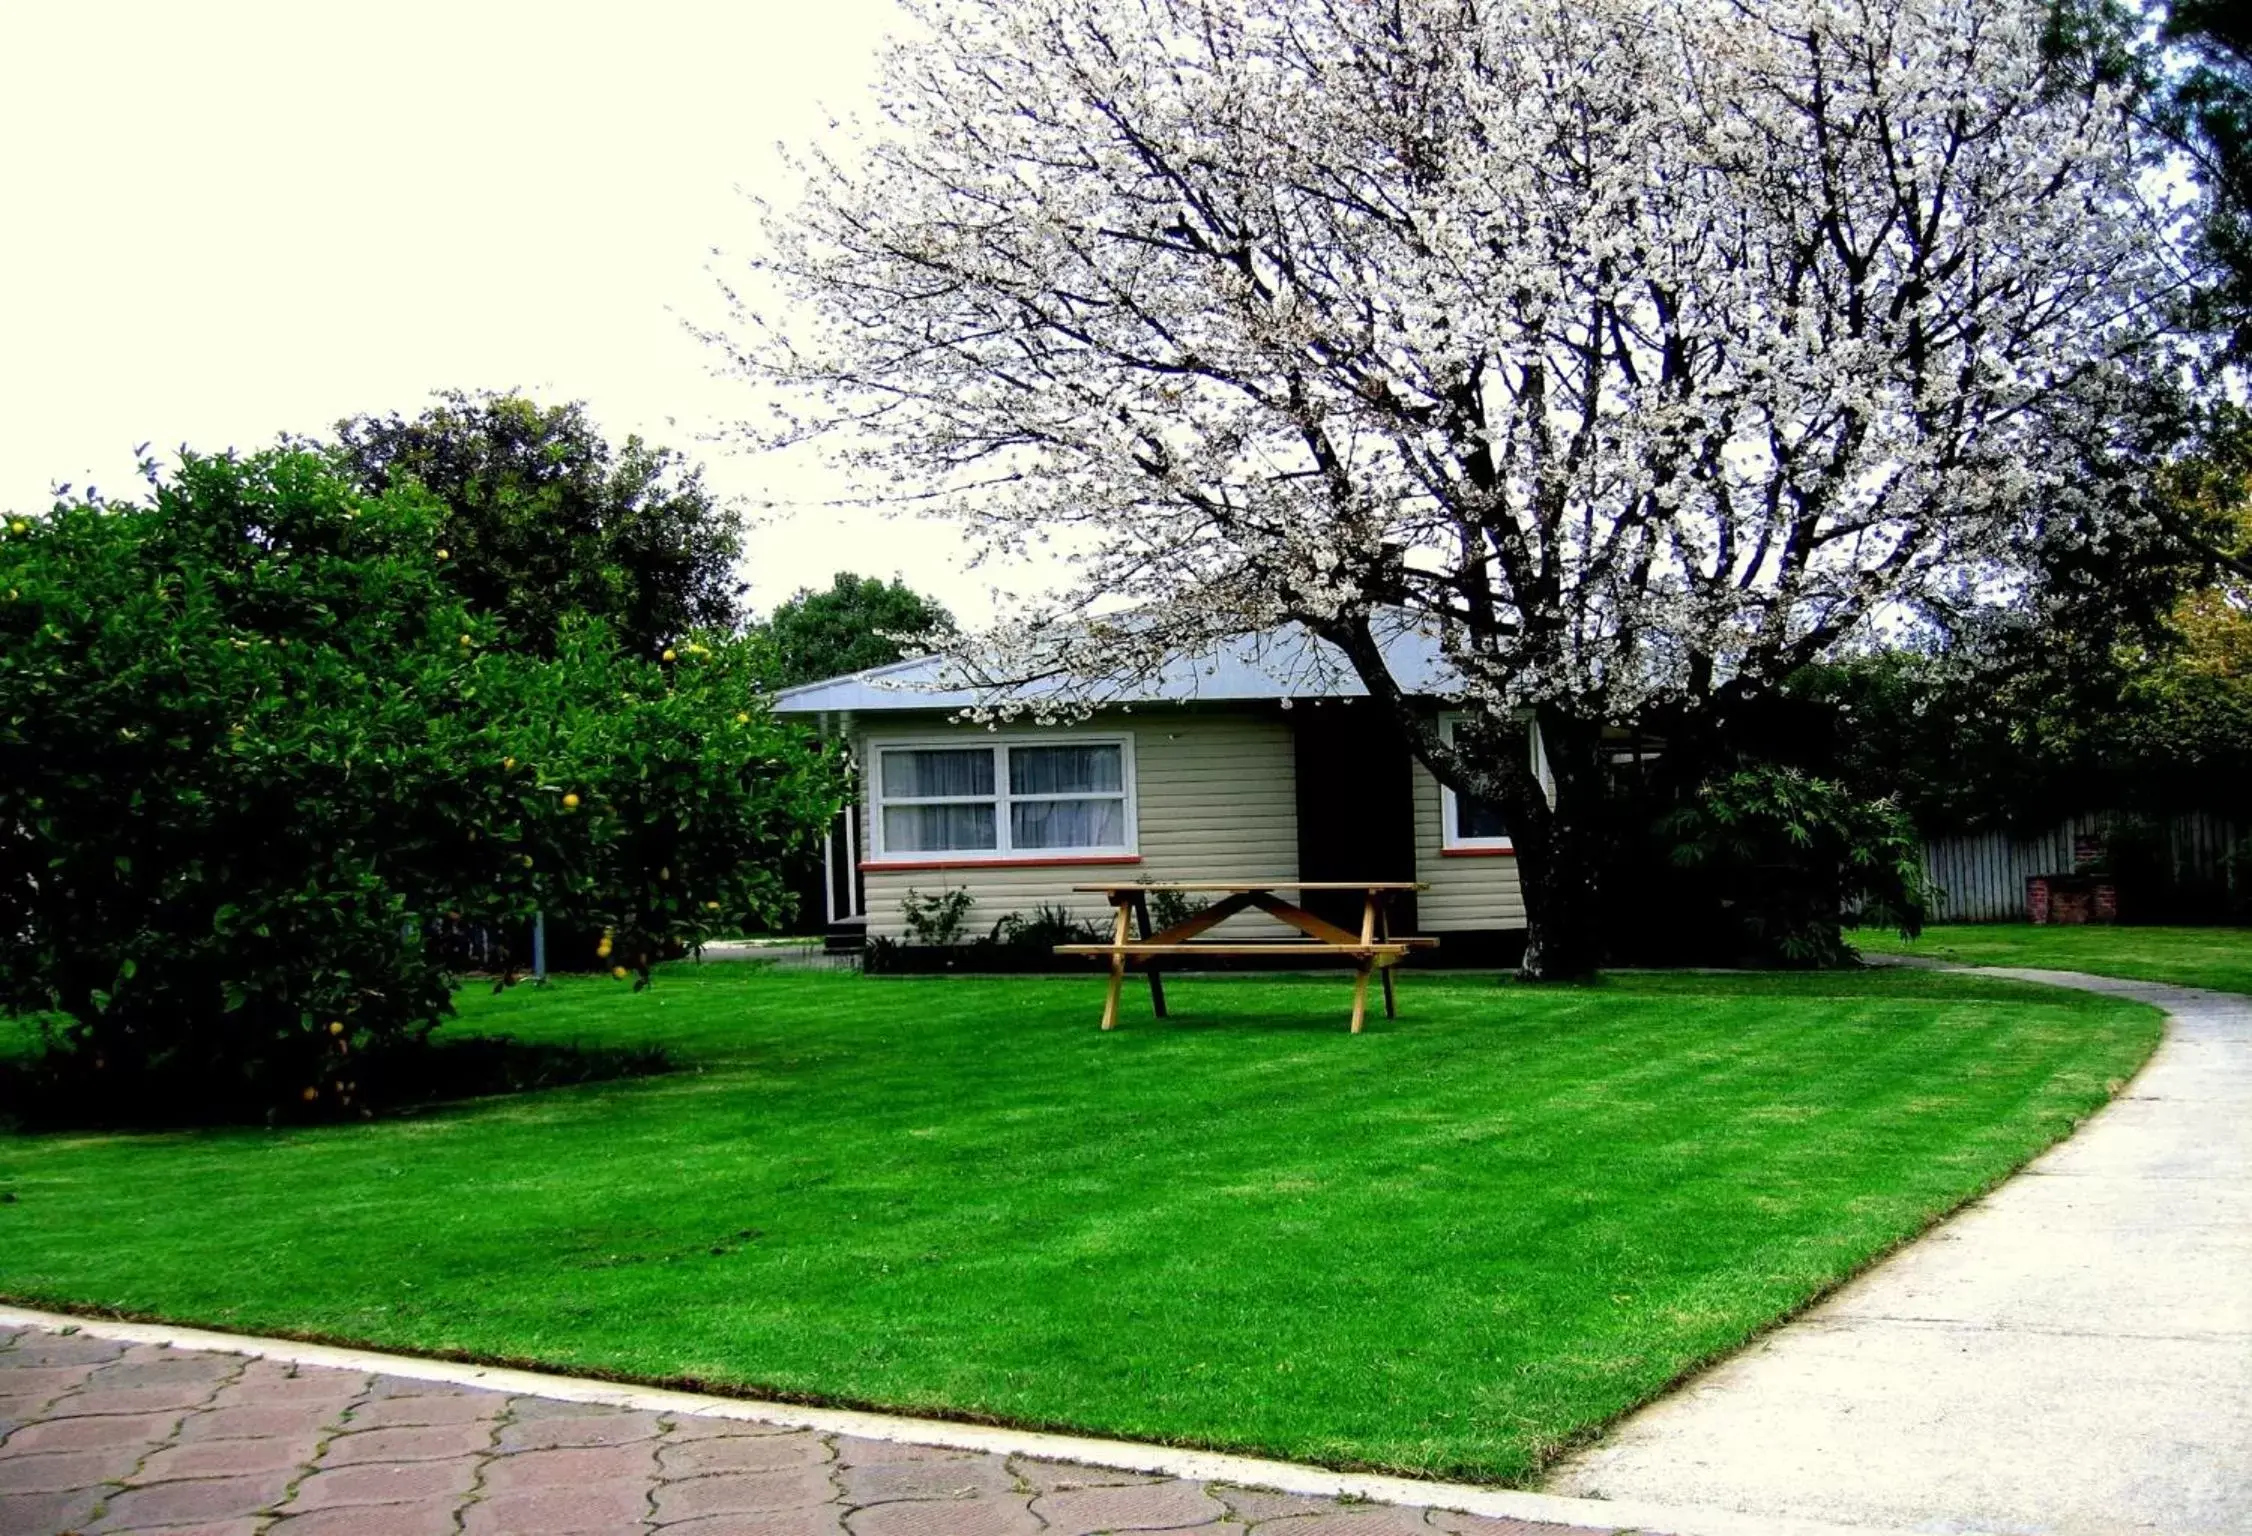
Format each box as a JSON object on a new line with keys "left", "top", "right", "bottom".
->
{"left": 1546, "top": 969, "right": 2252, "bottom": 1536}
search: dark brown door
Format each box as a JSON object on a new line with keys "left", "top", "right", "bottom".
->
{"left": 1292, "top": 701, "right": 1419, "bottom": 933}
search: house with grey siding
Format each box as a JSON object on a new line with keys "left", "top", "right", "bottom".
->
{"left": 772, "top": 626, "right": 1541, "bottom": 957}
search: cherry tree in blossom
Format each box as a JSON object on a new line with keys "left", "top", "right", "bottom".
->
{"left": 730, "top": 0, "right": 2209, "bottom": 976}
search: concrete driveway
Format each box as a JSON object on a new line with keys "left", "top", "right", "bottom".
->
{"left": 1546, "top": 969, "right": 2252, "bottom": 1536}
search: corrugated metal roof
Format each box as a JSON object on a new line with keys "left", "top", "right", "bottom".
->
{"left": 770, "top": 621, "right": 1461, "bottom": 715}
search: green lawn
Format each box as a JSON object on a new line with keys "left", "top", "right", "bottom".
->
{"left": 0, "top": 965, "right": 2158, "bottom": 1484}
{"left": 1854, "top": 923, "right": 2252, "bottom": 996}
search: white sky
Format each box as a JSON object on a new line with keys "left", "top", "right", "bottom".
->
{"left": 0, "top": 0, "right": 1030, "bottom": 624}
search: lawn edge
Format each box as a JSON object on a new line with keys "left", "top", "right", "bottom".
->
{"left": 0, "top": 1300, "right": 1994, "bottom": 1536}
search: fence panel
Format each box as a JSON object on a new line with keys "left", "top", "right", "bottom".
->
{"left": 1921, "top": 812, "right": 2241, "bottom": 922}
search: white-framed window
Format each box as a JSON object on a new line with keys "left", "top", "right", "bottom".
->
{"left": 866, "top": 733, "right": 1137, "bottom": 863}
{"left": 1437, "top": 714, "right": 1523, "bottom": 852}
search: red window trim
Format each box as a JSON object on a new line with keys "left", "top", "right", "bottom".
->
{"left": 859, "top": 854, "right": 1145, "bottom": 873}
{"left": 1439, "top": 846, "right": 1517, "bottom": 858}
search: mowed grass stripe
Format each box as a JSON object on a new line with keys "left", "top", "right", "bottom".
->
{"left": 0, "top": 965, "right": 2160, "bottom": 1483}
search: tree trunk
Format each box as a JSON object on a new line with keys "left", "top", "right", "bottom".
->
{"left": 1507, "top": 715, "right": 1607, "bottom": 982}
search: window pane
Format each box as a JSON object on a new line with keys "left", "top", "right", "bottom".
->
{"left": 880, "top": 747, "right": 994, "bottom": 799}
{"left": 1009, "top": 744, "right": 1122, "bottom": 795}
{"left": 1456, "top": 794, "right": 1509, "bottom": 841}
{"left": 1011, "top": 797, "right": 1126, "bottom": 850}
{"left": 883, "top": 802, "right": 998, "bottom": 852}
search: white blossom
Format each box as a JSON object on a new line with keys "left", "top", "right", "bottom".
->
{"left": 731, "top": 0, "right": 2207, "bottom": 731}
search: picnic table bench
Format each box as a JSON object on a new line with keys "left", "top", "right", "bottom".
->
{"left": 1055, "top": 880, "right": 1435, "bottom": 1033}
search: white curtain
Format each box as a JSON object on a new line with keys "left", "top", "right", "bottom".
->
{"left": 1009, "top": 744, "right": 1122, "bottom": 795}
{"left": 883, "top": 803, "right": 998, "bottom": 852}
{"left": 1011, "top": 798, "right": 1125, "bottom": 850}
{"left": 881, "top": 748, "right": 994, "bottom": 799}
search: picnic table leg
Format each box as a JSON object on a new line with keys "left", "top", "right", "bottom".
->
{"left": 1350, "top": 891, "right": 1379, "bottom": 1033}
{"left": 1378, "top": 894, "right": 1398, "bottom": 1019}
{"left": 1131, "top": 892, "right": 1168, "bottom": 1019}
{"left": 1100, "top": 899, "right": 1130, "bottom": 1031}
{"left": 1350, "top": 961, "right": 1372, "bottom": 1034}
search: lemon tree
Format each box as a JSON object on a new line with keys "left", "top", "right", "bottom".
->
{"left": 0, "top": 448, "right": 837, "bottom": 1118}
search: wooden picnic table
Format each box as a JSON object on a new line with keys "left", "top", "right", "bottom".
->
{"left": 1055, "top": 880, "right": 1435, "bottom": 1033}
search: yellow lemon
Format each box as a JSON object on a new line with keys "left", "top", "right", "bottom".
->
{"left": 328, "top": 1021, "right": 344, "bottom": 1036}
{"left": 7, "top": 520, "right": 24, "bottom": 535}
{"left": 435, "top": 548, "right": 450, "bottom": 560}
{"left": 734, "top": 712, "right": 749, "bottom": 724}
{"left": 705, "top": 900, "right": 721, "bottom": 912}
{"left": 561, "top": 792, "right": 580, "bottom": 810}
{"left": 502, "top": 756, "right": 515, "bottom": 770}
{"left": 458, "top": 634, "right": 472, "bottom": 647}
{"left": 662, "top": 648, "right": 677, "bottom": 662}
{"left": 611, "top": 965, "right": 629, "bottom": 980}
{"left": 301, "top": 1086, "right": 319, "bottom": 1103}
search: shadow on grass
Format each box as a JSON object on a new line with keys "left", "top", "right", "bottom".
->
{"left": 0, "top": 1035, "right": 676, "bottom": 1133}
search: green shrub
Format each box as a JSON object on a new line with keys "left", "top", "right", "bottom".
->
{"left": 1664, "top": 766, "right": 1931, "bottom": 967}
{"left": 0, "top": 449, "right": 838, "bottom": 1116}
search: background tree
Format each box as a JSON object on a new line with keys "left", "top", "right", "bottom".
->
{"left": 2050, "top": 0, "right": 2252, "bottom": 354}
{"left": 0, "top": 449, "right": 838, "bottom": 1120}
{"left": 760, "top": 572, "right": 956, "bottom": 688}
{"left": 737, "top": 0, "right": 2210, "bottom": 977}
{"left": 335, "top": 391, "right": 747, "bottom": 657}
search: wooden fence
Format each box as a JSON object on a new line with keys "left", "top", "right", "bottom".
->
{"left": 1922, "top": 811, "right": 2244, "bottom": 923}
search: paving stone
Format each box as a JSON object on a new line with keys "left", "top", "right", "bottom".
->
{"left": 54, "top": 1383, "right": 227, "bottom": 1417}
{"left": 284, "top": 1454, "right": 481, "bottom": 1509}
{"left": 90, "top": 1470, "right": 295, "bottom": 1527}
{"left": 464, "top": 1483, "right": 654, "bottom": 1533}
{"left": 666, "top": 1414, "right": 804, "bottom": 1440}
{"left": 365, "top": 1376, "right": 492, "bottom": 1400}
{"left": 0, "top": 1334, "right": 131, "bottom": 1368}
{"left": 832, "top": 1438, "right": 981, "bottom": 1467}
{"left": 841, "top": 1456, "right": 1017, "bottom": 1506}
{"left": 0, "top": 1444, "right": 151, "bottom": 1493}
{"left": 231, "top": 1358, "right": 365, "bottom": 1390}
{"left": 1424, "top": 1516, "right": 1613, "bottom": 1536}
{"left": 348, "top": 1391, "right": 511, "bottom": 1429}
{"left": 323, "top": 1421, "right": 498, "bottom": 1464}
{"left": 208, "top": 1370, "right": 367, "bottom": 1410}
{"left": 479, "top": 1441, "right": 659, "bottom": 1492}
{"left": 844, "top": 1495, "right": 1043, "bottom": 1536}
{"left": 654, "top": 1466, "right": 839, "bottom": 1521}
{"left": 660, "top": 1510, "right": 851, "bottom": 1536}
{"left": 0, "top": 1410, "right": 181, "bottom": 1453}
{"left": 0, "top": 1364, "right": 103, "bottom": 1400}
{"left": 1011, "top": 1458, "right": 1164, "bottom": 1493}
{"left": 508, "top": 1394, "right": 621, "bottom": 1420}
{"left": 133, "top": 1434, "right": 320, "bottom": 1481}
{"left": 98, "top": 1521, "right": 267, "bottom": 1536}
{"left": 0, "top": 1392, "right": 53, "bottom": 1427}
{"left": 1261, "top": 1510, "right": 1442, "bottom": 1536}
{"left": 1036, "top": 1479, "right": 1229, "bottom": 1533}
{"left": 270, "top": 1500, "right": 465, "bottom": 1536}
{"left": 0, "top": 1486, "right": 106, "bottom": 1536}
{"left": 1210, "top": 1487, "right": 1344, "bottom": 1524}
{"left": 660, "top": 1430, "right": 831, "bottom": 1478}
{"left": 497, "top": 1406, "right": 664, "bottom": 1450}
{"left": 98, "top": 1347, "right": 243, "bottom": 1387}
{"left": 176, "top": 1402, "right": 350, "bottom": 1441}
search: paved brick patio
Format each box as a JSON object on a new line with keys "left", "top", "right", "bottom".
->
{"left": 0, "top": 1325, "right": 1612, "bottom": 1536}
